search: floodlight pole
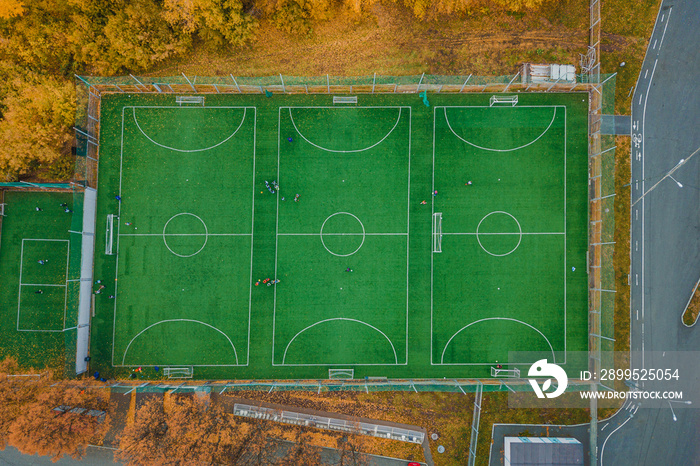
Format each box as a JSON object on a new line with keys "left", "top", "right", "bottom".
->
{"left": 631, "top": 150, "right": 697, "bottom": 207}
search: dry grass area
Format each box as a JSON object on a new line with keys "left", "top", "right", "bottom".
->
{"left": 226, "top": 389, "right": 475, "bottom": 464}
{"left": 682, "top": 280, "right": 700, "bottom": 326}
{"left": 149, "top": 2, "right": 590, "bottom": 79}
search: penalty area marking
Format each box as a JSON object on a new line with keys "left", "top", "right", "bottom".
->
{"left": 319, "top": 212, "right": 366, "bottom": 257}
{"left": 281, "top": 317, "right": 398, "bottom": 365}
{"left": 162, "top": 213, "right": 208, "bottom": 258}
{"left": 132, "top": 107, "right": 248, "bottom": 153}
{"left": 475, "top": 211, "right": 522, "bottom": 257}
{"left": 440, "top": 317, "right": 555, "bottom": 365}
{"left": 442, "top": 106, "right": 558, "bottom": 153}
{"left": 287, "top": 107, "right": 403, "bottom": 153}
{"left": 121, "top": 318, "right": 239, "bottom": 366}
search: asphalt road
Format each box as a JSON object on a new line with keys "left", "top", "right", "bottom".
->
{"left": 598, "top": 0, "right": 700, "bottom": 464}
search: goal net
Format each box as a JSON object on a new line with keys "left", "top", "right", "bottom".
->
{"left": 329, "top": 369, "right": 354, "bottom": 380}
{"left": 163, "top": 366, "right": 193, "bottom": 379}
{"left": 489, "top": 95, "right": 518, "bottom": 106}
{"left": 105, "top": 214, "right": 116, "bottom": 255}
{"left": 432, "top": 213, "right": 442, "bottom": 253}
{"left": 490, "top": 366, "right": 520, "bottom": 378}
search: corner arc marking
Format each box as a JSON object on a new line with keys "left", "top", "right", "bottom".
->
{"left": 282, "top": 317, "right": 398, "bottom": 364}
{"left": 122, "top": 319, "right": 239, "bottom": 365}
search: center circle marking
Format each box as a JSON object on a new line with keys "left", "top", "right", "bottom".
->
{"left": 475, "top": 211, "right": 522, "bottom": 257}
{"left": 162, "top": 213, "right": 208, "bottom": 257}
{"left": 319, "top": 212, "right": 366, "bottom": 257}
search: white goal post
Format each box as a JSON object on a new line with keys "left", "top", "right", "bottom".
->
{"left": 490, "top": 95, "right": 518, "bottom": 106}
{"left": 105, "top": 214, "right": 116, "bottom": 255}
{"left": 329, "top": 369, "right": 354, "bottom": 379}
{"left": 0, "top": 203, "right": 5, "bottom": 216}
{"left": 175, "top": 96, "right": 205, "bottom": 106}
{"left": 432, "top": 213, "right": 443, "bottom": 253}
{"left": 491, "top": 366, "right": 520, "bottom": 378}
{"left": 163, "top": 366, "right": 193, "bottom": 379}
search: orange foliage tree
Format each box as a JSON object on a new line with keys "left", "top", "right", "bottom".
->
{"left": 8, "top": 381, "right": 110, "bottom": 462}
{"left": 0, "top": 358, "right": 47, "bottom": 450}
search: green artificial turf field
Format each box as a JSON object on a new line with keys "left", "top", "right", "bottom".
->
{"left": 88, "top": 92, "right": 589, "bottom": 380}
{"left": 0, "top": 191, "right": 79, "bottom": 373}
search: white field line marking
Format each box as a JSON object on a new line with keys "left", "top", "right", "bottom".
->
{"left": 20, "top": 283, "right": 66, "bottom": 287}
{"left": 278, "top": 232, "right": 406, "bottom": 236}
{"left": 16, "top": 239, "right": 25, "bottom": 331}
{"left": 114, "top": 106, "right": 257, "bottom": 367}
{"left": 121, "top": 319, "right": 239, "bottom": 365}
{"left": 132, "top": 107, "right": 248, "bottom": 153}
{"left": 440, "top": 317, "right": 555, "bottom": 364}
{"left": 287, "top": 107, "right": 404, "bottom": 153}
{"left": 431, "top": 105, "right": 436, "bottom": 364}
{"left": 406, "top": 107, "right": 412, "bottom": 365}
{"left": 119, "top": 233, "right": 251, "bottom": 236}
{"left": 443, "top": 107, "right": 557, "bottom": 152}
{"left": 281, "top": 318, "right": 399, "bottom": 365}
{"left": 247, "top": 108, "right": 257, "bottom": 366}
{"left": 112, "top": 107, "right": 126, "bottom": 366}
{"left": 274, "top": 105, "right": 411, "bottom": 366}
{"left": 272, "top": 107, "right": 281, "bottom": 366}
{"left": 62, "top": 239, "right": 70, "bottom": 330}
{"left": 17, "top": 239, "right": 70, "bottom": 332}
{"left": 564, "top": 105, "right": 567, "bottom": 360}
{"left": 600, "top": 415, "right": 632, "bottom": 466}
{"left": 442, "top": 232, "right": 564, "bottom": 235}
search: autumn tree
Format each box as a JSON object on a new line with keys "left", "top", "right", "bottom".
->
{"left": 102, "top": 0, "right": 192, "bottom": 73}
{"left": 119, "top": 394, "right": 260, "bottom": 466}
{"left": 0, "top": 358, "right": 47, "bottom": 450}
{"left": 163, "top": 0, "right": 257, "bottom": 48}
{"left": 335, "top": 434, "right": 370, "bottom": 466}
{"left": 0, "top": 0, "right": 24, "bottom": 19}
{"left": 277, "top": 430, "right": 323, "bottom": 465}
{"left": 8, "top": 382, "right": 111, "bottom": 462}
{"left": 0, "top": 75, "right": 74, "bottom": 181}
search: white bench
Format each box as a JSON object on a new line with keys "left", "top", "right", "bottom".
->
{"left": 175, "top": 96, "right": 205, "bottom": 106}
{"left": 333, "top": 96, "right": 358, "bottom": 104}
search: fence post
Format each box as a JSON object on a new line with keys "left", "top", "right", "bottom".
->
{"left": 504, "top": 71, "right": 520, "bottom": 92}
{"left": 372, "top": 73, "right": 376, "bottom": 93}
{"left": 280, "top": 74, "right": 286, "bottom": 93}
{"left": 460, "top": 74, "right": 472, "bottom": 92}
{"left": 182, "top": 73, "right": 196, "bottom": 92}
{"left": 327, "top": 74, "right": 330, "bottom": 94}
{"left": 230, "top": 75, "right": 241, "bottom": 93}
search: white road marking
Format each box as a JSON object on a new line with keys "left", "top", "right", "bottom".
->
{"left": 601, "top": 416, "right": 632, "bottom": 465}
{"left": 636, "top": 310, "right": 639, "bottom": 320}
{"left": 639, "top": 94, "right": 643, "bottom": 105}
{"left": 652, "top": 39, "right": 657, "bottom": 49}
{"left": 644, "top": 69, "right": 649, "bottom": 79}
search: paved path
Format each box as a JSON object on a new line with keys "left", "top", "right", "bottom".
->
{"left": 600, "top": 0, "right": 700, "bottom": 464}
